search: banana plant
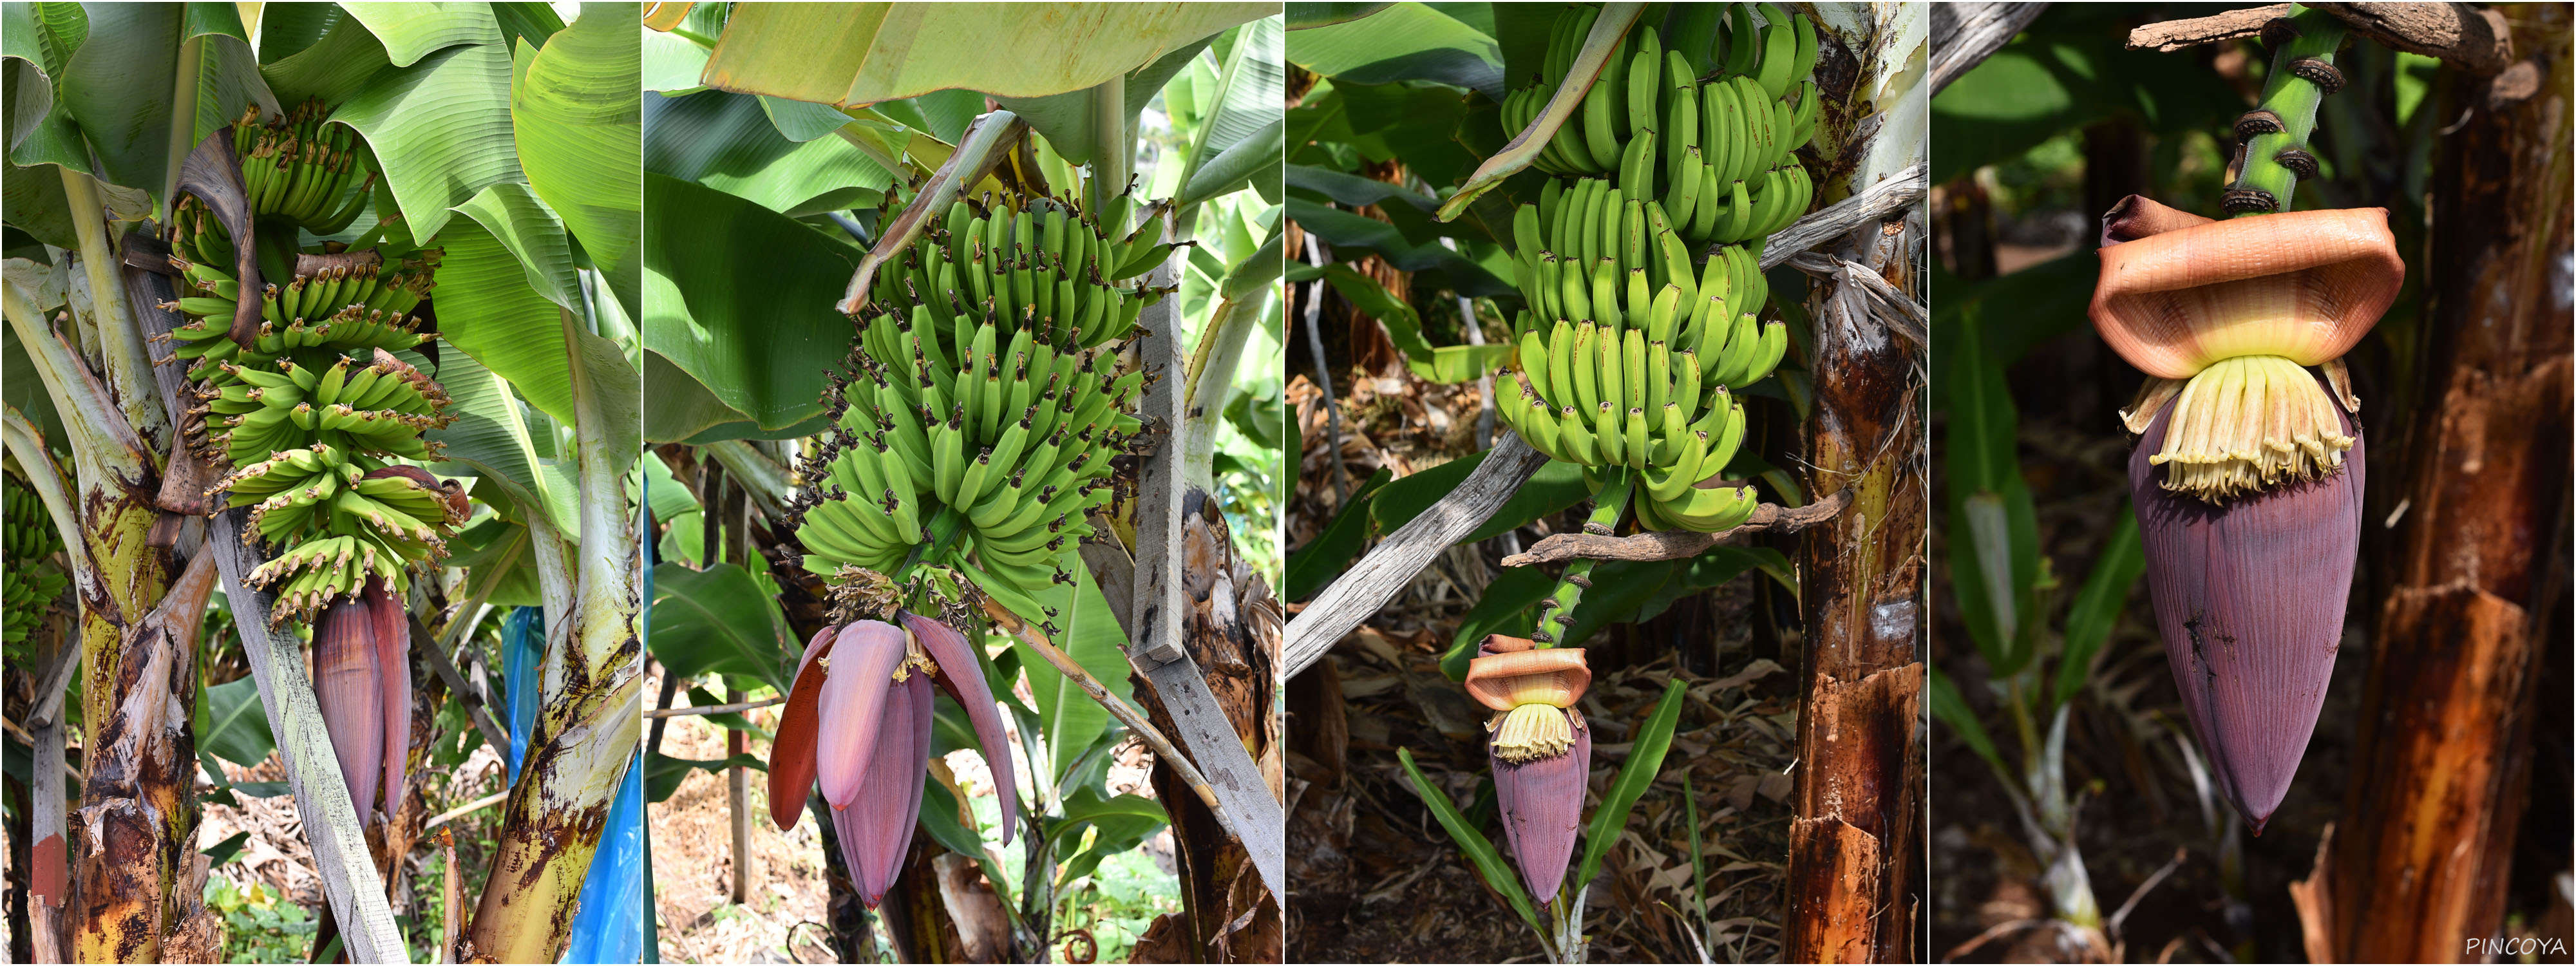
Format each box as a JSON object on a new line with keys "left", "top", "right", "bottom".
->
{"left": 3, "top": 4, "right": 641, "bottom": 961}
{"left": 642, "top": 3, "right": 1283, "bottom": 960}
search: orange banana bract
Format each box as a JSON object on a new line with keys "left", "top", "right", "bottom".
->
{"left": 2091, "top": 200, "right": 2401, "bottom": 379}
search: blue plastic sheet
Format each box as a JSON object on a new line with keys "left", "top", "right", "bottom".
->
{"left": 502, "top": 606, "right": 544, "bottom": 785}
{"left": 561, "top": 752, "right": 646, "bottom": 964}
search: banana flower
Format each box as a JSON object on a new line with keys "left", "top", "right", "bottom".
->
{"left": 2092, "top": 196, "right": 2399, "bottom": 829}
{"left": 769, "top": 613, "right": 1018, "bottom": 907}
{"left": 1467, "top": 634, "right": 1591, "bottom": 902}
{"left": 310, "top": 574, "right": 411, "bottom": 824}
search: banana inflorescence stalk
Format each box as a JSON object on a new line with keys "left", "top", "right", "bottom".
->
{"left": 152, "top": 100, "right": 465, "bottom": 825}
{"left": 790, "top": 180, "right": 1164, "bottom": 629}
{"left": 778, "top": 144, "right": 1172, "bottom": 915}
{"left": 2221, "top": 6, "right": 2347, "bottom": 215}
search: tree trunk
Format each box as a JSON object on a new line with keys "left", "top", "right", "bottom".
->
{"left": 1784, "top": 12, "right": 1929, "bottom": 959}
{"left": 1131, "top": 492, "right": 1285, "bottom": 963}
{"left": 2313, "top": 6, "right": 2573, "bottom": 961}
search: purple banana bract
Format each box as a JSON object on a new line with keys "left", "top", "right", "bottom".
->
{"left": 311, "top": 575, "right": 412, "bottom": 824}
{"left": 772, "top": 614, "right": 1019, "bottom": 909}
{"left": 2130, "top": 397, "right": 2364, "bottom": 831}
{"left": 1491, "top": 717, "right": 1591, "bottom": 902}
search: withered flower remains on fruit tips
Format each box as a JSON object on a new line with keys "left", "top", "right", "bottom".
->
{"left": 2090, "top": 196, "right": 2400, "bottom": 830}
{"left": 768, "top": 614, "right": 1018, "bottom": 907}
{"left": 1466, "top": 634, "right": 1591, "bottom": 902}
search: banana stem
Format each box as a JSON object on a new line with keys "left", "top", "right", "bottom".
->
{"left": 1531, "top": 469, "right": 1635, "bottom": 647}
{"left": 59, "top": 169, "right": 168, "bottom": 448}
{"left": 2229, "top": 6, "right": 2346, "bottom": 215}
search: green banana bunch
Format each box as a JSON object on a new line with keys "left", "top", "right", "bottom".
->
{"left": 232, "top": 99, "right": 377, "bottom": 234}
{"left": 1504, "top": 3, "right": 1821, "bottom": 247}
{"left": 791, "top": 301, "right": 1146, "bottom": 618}
{"left": 220, "top": 451, "right": 465, "bottom": 625}
{"left": 155, "top": 146, "right": 461, "bottom": 620}
{"left": 1491, "top": 193, "right": 1783, "bottom": 534}
{"left": 179, "top": 348, "right": 454, "bottom": 468}
{"left": 862, "top": 185, "right": 1180, "bottom": 356}
{"left": 3, "top": 474, "right": 68, "bottom": 656}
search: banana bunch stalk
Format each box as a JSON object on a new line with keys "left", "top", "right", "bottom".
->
{"left": 768, "top": 614, "right": 1018, "bottom": 907}
{"left": 864, "top": 184, "right": 1181, "bottom": 354}
{"left": 232, "top": 99, "right": 377, "bottom": 234}
{"left": 790, "top": 301, "right": 1144, "bottom": 621}
{"left": 1501, "top": 2, "right": 1820, "bottom": 245}
{"left": 2093, "top": 193, "right": 2400, "bottom": 831}
{"left": 3, "top": 475, "right": 68, "bottom": 656}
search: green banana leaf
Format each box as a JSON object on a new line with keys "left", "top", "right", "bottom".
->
{"left": 1286, "top": 2, "right": 1502, "bottom": 97}
{"left": 451, "top": 182, "right": 582, "bottom": 309}
{"left": 426, "top": 346, "right": 580, "bottom": 539}
{"left": 1309, "top": 261, "right": 1507, "bottom": 381}
{"left": 195, "top": 674, "right": 276, "bottom": 768}
{"left": 641, "top": 173, "right": 858, "bottom": 433}
{"left": 1012, "top": 548, "right": 1135, "bottom": 783}
{"left": 513, "top": 1, "right": 641, "bottom": 314}
{"left": 1285, "top": 163, "right": 1437, "bottom": 211}
{"left": 640, "top": 19, "right": 707, "bottom": 94}
{"left": 1941, "top": 306, "right": 2042, "bottom": 677}
{"left": 644, "top": 751, "right": 765, "bottom": 804}
{"left": 1285, "top": 4, "right": 1393, "bottom": 30}
{"left": 257, "top": 4, "right": 392, "bottom": 109}
{"left": 332, "top": 39, "right": 520, "bottom": 241}
{"left": 649, "top": 561, "right": 794, "bottom": 694}
{"left": 644, "top": 89, "right": 889, "bottom": 216}
{"left": 1929, "top": 667, "right": 2007, "bottom": 779}
{"left": 55, "top": 5, "right": 238, "bottom": 194}
{"left": 341, "top": 2, "right": 500, "bottom": 68}
{"left": 991, "top": 36, "right": 1215, "bottom": 168}
{"left": 1437, "top": 565, "right": 1551, "bottom": 681}
{"left": 1174, "top": 17, "right": 1285, "bottom": 209}
{"left": 7, "top": 3, "right": 263, "bottom": 200}
{"left": 2053, "top": 508, "right": 2144, "bottom": 710}
{"left": 444, "top": 513, "right": 544, "bottom": 607}
{"left": 697, "top": 3, "right": 1271, "bottom": 107}
{"left": 1053, "top": 788, "right": 1170, "bottom": 885}
{"left": 1287, "top": 200, "right": 1510, "bottom": 296}
{"left": 1281, "top": 466, "right": 1392, "bottom": 601}
{"left": 433, "top": 206, "right": 593, "bottom": 428}
{"left": 1576, "top": 678, "right": 1685, "bottom": 889}
{"left": 1396, "top": 746, "right": 1545, "bottom": 940}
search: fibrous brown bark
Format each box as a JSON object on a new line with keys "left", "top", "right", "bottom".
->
{"left": 1785, "top": 216, "right": 1927, "bottom": 961}
{"left": 2313, "top": 7, "right": 2573, "bottom": 960}
{"left": 1130, "top": 491, "right": 1284, "bottom": 963}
